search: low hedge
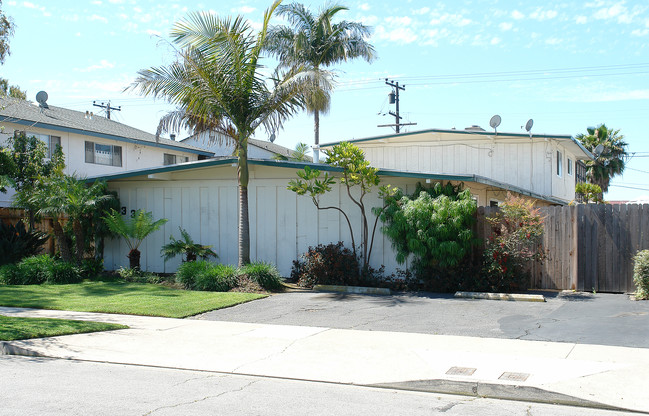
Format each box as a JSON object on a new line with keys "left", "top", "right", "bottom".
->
{"left": 0, "top": 255, "right": 83, "bottom": 285}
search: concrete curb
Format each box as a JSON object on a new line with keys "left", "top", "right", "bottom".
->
{"left": 371, "top": 379, "right": 635, "bottom": 413}
{"left": 455, "top": 291, "right": 545, "bottom": 302}
{"left": 0, "top": 342, "right": 41, "bottom": 357}
{"left": 314, "top": 285, "right": 391, "bottom": 295}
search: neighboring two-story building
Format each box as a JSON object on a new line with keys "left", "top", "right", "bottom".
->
{"left": 0, "top": 96, "right": 213, "bottom": 206}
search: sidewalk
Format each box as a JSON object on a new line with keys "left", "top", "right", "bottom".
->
{"left": 2, "top": 306, "right": 648, "bottom": 413}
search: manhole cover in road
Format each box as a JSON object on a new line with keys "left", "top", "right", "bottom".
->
{"left": 445, "top": 367, "right": 476, "bottom": 376}
{"left": 499, "top": 372, "right": 530, "bottom": 382}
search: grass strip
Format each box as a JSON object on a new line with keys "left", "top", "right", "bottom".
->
{"left": 0, "top": 281, "right": 266, "bottom": 318}
{"left": 0, "top": 315, "right": 128, "bottom": 341}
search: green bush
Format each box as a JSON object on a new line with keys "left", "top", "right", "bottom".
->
{"left": 79, "top": 258, "right": 104, "bottom": 278}
{"left": 17, "top": 255, "right": 55, "bottom": 284}
{"left": 175, "top": 260, "right": 212, "bottom": 290}
{"left": 50, "top": 261, "right": 82, "bottom": 284}
{"left": 0, "top": 263, "right": 21, "bottom": 284}
{"left": 240, "top": 262, "right": 283, "bottom": 291}
{"left": 194, "top": 264, "right": 238, "bottom": 292}
{"left": 633, "top": 250, "right": 649, "bottom": 300}
{"left": 0, "top": 220, "right": 48, "bottom": 266}
{"left": 292, "top": 242, "right": 361, "bottom": 288}
{"left": 117, "top": 267, "right": 164, "bottom": 284}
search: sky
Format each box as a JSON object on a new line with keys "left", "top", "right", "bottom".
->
{"left": 2, "top": 0, "right": 648, "bottom": 201}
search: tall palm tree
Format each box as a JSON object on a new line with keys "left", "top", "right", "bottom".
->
{"left": 30, "top": 175, "right": 72, "bottom": 262}
{"left": 129, "top": 1, "right": 306, "bottom": 266}
{"left": 265, "top": 3, "right": 375, "bottom": 162}
{"left": 576, "top": 124, "right": 628, "bottom": 194}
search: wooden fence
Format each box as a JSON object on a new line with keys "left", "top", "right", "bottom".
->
{"left": 0, "top": 207, "right": 55, "bottom": 254}
{"left": 476, "top": 204, "right": 649, "bottom": 293}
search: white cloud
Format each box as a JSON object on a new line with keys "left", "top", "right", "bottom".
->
{"left": 499, "top": 22, "right": 513, "bottom": 31}
{"left": 75, "top": 32, "right": 81, "bottom": 37}
{"left": 23, "top": 1, "right": 36, "bottom": 8}
{"left": 592, "top": 2, "right": 640, "bottom": 23}
{"left": 545, "top": 37, "right": 563, "bottom": 45}
{"left": 92, "top": 1, "right": 102, "bottom": 5}
{"left": 76, "top": 60, "right": 115, "bottom": 73}
{"left": 146, "top": 29, "right": 161, "bottom": 36}
{"left": 359, "top": 3, "right": 370, "bottom": 11}
{"left": 107, "top": 0, "right": 124, "bottom": 3}
{"left": 374, "top": 25, "right": 417, "bottom": 44}
{"left": 413, "top": 7, "right": 430, "bottom": 15}
{"left": 511, "top": 10, "right": 525, "bottom": 20}
{"left": 89, "top": 14, "right": 108, "bottom": 23}
{"left": 232, "top": 6, "right": 256, "bottom": 14}
{"left": 631, "top": 28, "right": 649, "bottom": 36}
{"left": 386, "top": 16, "right": 412, "bottom": 26}
{"left": 576, "top": 16, "right": 588, "bottom": 24}
{"left": 359, "top": 15, "right": 379, "bottom": 26}
{"left": 7, "top": 1, "right": 16, "bottom": 5}
{"left": 529, "top": 8, "right": 558, "bottom": 21}
{"left": 430, "top": 13, "right": 472, "bottom": 27}
{"left": 490, "top": 37, "right": 501, "bottom": 45}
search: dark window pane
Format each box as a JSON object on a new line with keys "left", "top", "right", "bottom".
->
{"left": 112, "top": 146, "right": 122, "bottom": 167}
{"left": 85, "top": 141, "right": 94, "bottom": 163}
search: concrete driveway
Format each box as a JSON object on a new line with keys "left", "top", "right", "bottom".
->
{"left": 194, "top": 290, "right": 649, "bottom": 348}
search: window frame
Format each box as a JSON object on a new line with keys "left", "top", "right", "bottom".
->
{"left": 85, "top": 141, "right": 122, "bottom": 167}
{"left": 567, "top": 157, "right": 573, "bottom": 176}
{"left": 556, "top": 150, "right": 563, "bottom": 177}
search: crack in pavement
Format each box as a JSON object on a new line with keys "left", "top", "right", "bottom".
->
{"left": 142, "top": 379, "right": 259, "bottom": 415}
{"left": 172, "top": 373, "right": 226, "bottom": 387}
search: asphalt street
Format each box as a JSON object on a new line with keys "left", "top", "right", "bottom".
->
{"left": 194, "top": 290, "right": 649, "bottom": 348}
{"left": 0, "top": 356, "right": 634, "bottom": 416}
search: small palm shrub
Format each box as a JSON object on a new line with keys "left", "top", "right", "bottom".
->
{"left": 0, "top": 220, "right": 48, "bottom": 266}
{"left": 79, "top": 258, "right": 104, "bottom": 279}
{"left": 633, "top": 250, "right": 649, "bottom": 300}
{"left": 50, "top": 261, "right": 82, "bottom": 284}
{"left": 161, "top": 227, "right": 217, "bottom": 262}
{"left": 240, "top": 262, "right": 283, "bottom": 291}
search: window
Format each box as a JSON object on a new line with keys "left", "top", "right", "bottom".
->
{"left": 489, "top": 200, "right": 499, "bottom": 207}
{"left": 24, "top": 132, "right": 61, "bottom": 159}
{"left": 163, "top": 153, "right": 189, "bottom": 165}
{"left": 567, "top": 158, "right": 573, "bottom": 176}
{"left": 85, "top": 141, "right": 122, "bottom": 167}
{"left": 556, "top": 151, "right": 563, "bottom": 177}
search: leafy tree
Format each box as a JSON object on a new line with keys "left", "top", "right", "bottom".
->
{"left": 6, "top": 131, "right": 65, "bottom": 228}
{"left": 103, "top": 209, "right": 168, "bottom": 270}
{"left": 576, "top": 124, "right": 628, "bottom": 195}
{"left": 575, "top": 182, "right": 603, "bottom": 204}
{"left": 379, "top": 182, "right": 477, "bottom": 278}
{"left": 161, "top": 227, "right": 217, "bottom": 263}
{"left": 129, "top": 0, "right": 306, "bottom": 267}
{"left": 0, "top": 77, "right": 26, "bottom": 99}
{"left": 0, "top": 0, "right": 14, "bottom": 64}
{"left": 288, "top": 142, "right": 396, "bottom": 271}
{"left": 265, "top": 2, "right": 375, "bottom": 162}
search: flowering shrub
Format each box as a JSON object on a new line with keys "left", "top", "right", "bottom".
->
{"left": 291, "top": 242, "right": 361, "bottom": 288}
{"left": 633, "top": 250, "right": 649, "bottom": 300}
{"left": 482, "top": 194, "right": 545, "bottom": 292}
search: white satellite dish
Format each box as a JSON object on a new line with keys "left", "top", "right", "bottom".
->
{"left": 269, "top": 133, "right": 276, "bottom": 143}
{"left": 489, "top": 115, "right": 501, "bottom": 135}
{"left": 525, "top": 118, "right": 534, "bottom": 138}
{"left": 36, "top": 91, "right": 49, "bottom": 109}
{"left": 594, "top": 144, "right": 605, "bottom": 157}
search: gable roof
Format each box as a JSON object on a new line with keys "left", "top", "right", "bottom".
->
{"left": 0, "top": 96, "right": 213, "bottom": 156}
{"left": 321, "top": 127, "right": 593, "bottom": 160}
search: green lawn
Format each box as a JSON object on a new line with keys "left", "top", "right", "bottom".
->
{"left": 0, "top": 281, "right": 267, "bottom": 318}
{"left": 0, "top": 315, "right": 128, "bottom": 341}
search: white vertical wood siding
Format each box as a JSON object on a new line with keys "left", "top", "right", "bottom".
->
{"left": 104, "top": 166, "right": 425, "bottom": 276}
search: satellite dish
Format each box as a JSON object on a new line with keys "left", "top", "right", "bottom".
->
{"left": 269, "top": 133, "right": 276, "bottom": 143}
{"left": 594, "top": 144, "right": 605, "bottom": 157}
{"left": 36, "top": 91, "right": 49, "bottom": 109}
{"left": 489, "top": 115, "right": 501, "bottom": 134}
{"left": 525, "top": 118, "right": 533, "bottom": 138}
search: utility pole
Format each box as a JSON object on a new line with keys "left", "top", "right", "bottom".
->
{"left": 93, "top": 100, "right": 121, "bottom": 120}
{"left": 378, "top": 79, "right": 416, "bottom": 133}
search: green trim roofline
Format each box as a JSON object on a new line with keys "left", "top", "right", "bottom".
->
{"left": 320, "top": 127, "right": 593, "bottom": 159}
{"left": 2, "top": 118, "right": 214, "bottom": 157}
{"left": 88, "top": 158, "right": 568, "bottom": 205}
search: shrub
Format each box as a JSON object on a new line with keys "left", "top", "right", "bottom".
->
{"left": 79, "top": 258, "right": 104, "bottom": 279}
{"left": 17, "top": 255, "right": 55, "bottom": 284}
{"left": 117, "top": 267, "right": 164, "bottom": 284}
{"left": 0, "top": 220, "right": 48, "bottom": 266}
{"left": 175, "top": 260, "right": 212, "bottom": 290}
{"left": 0, "top": 263, "right": 21, "bottom": 285}
{"left": 481, "top": 194, "right": 545, "bottom": 292}
{"left": 194, "top": 264, "right": 238, "bottom": 292}
{"left": 633, "top": 250, "right": 649, "bottom": 300}
{"left": 292, "top": 242, "right": 361, "bottom": 288}
{"left": 49, "top": 261, "right": 82, "bottom": 284}
{"left": 379, "top": 182, "right": 477, "bottom": 284}
{"left": 240, "top": 262, "right": 283, "bottom": 291}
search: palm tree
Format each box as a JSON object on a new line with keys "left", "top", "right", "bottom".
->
{"left": 265, "top": 2, "right": 375, "bottom": 162}
{"left": 30, "top": 175, "right": 72, "bottom": 262}
{"left": 129, "top": 0, "right": 306, "bottom": 266}
{"left": 103, "top": 209, "right": 168, "bottom": 270}
{"left": 161, "top": 227, "right": 217, "bottom": 263}
{"left": 576, "top": 124, "right": 628, "bottom": 194}
{"left": 272, "top": 142, "right": 311, "bottom": 161}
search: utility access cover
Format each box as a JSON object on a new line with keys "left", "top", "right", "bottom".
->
{"left": 445, "top": 367, "right": 476, "bottom": 376}
{"left": 499, "top": 372, "right": 530, "bottom": 382}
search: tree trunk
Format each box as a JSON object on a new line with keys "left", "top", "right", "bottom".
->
{"left": 52, "top": 218, "right": 72, "bottom": 262}
{"left": 73, "top": 219, "right": 85, "bottom": 264}
{"left": 238, "top": 136, "right": 251, "bottom": 267}
{"left": 186, "top": 252, "right": 197, "bottom": 262}
{"left": 313, "top": 110, "right": 320, "bottom": 163}
{"left": 128, "top": 249, "right": 141, "bottom": 270}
